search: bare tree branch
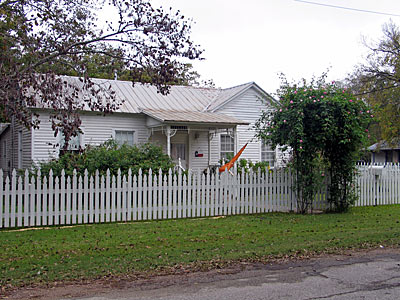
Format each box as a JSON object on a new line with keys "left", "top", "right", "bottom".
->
{"left": 0, "top": 0, "right": 203, "bottom": 150}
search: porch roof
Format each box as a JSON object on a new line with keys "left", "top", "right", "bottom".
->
{"left": 368, "top": 140, "right": 400, "bottom": 151}
{"left": 141, "top": 109, "right": 249, "bottom": 126}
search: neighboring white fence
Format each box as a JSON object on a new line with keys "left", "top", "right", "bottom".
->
{"left": 355, "top": 164, "right": 400, "bottom": 207}
{"left": 0, "top": 164, "right": 399, "bottom": 229}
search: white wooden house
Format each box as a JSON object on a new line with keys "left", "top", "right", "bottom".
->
{"left": 0, "top": 77, "right": 283, "bottom": 173}
{"left": 368, "top": 141, "right": 400, "bottom": 164}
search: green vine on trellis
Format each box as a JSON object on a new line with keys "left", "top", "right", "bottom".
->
{"left": 256, "top": 74, "right": 373, "bottom": 213}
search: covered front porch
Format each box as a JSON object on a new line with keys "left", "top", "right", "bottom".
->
{"left": 141, "top": 109, "right": 249, "bottom": 171}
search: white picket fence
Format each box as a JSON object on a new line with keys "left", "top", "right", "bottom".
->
{"left": 0, "top": 164, "right": 399, "bottom": 229}
{"left": 355, "top": 164, "right": 400, "bottom": 207}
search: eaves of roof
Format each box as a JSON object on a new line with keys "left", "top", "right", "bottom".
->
{"left": 368, "top": 140, "right": 400, "bottom": 151}
{"left": 141, "top": 109, "right": 249, "bottom": 126}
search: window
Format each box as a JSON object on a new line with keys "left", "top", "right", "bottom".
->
{"left": 58, "top": 132, "right": 82, "bottom": 156}
{"left": 171, "top": 143, "right": 186, "bottom": 160}
{"left": 115, "top": 130, "right": 135, "bottom": 146}
{"left": 220, "top": 134, "right": 234, "bottom": 161}
{"left": 385, "top": 150, "right": 393, "bottom": 163}
{"left": 261, "top": 140, "right": 275, "bottom": 167}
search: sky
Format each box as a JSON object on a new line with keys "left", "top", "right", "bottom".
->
{"left": 150, "top": 0, "right": 400, "bottom": 95}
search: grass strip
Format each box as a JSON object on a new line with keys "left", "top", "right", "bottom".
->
{"left": 1, "top": 205, "right": 400, "bottom": 289}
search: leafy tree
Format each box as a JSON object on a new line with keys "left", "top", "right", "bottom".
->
{"left": 31, "top": 140, "right": 174, "bottom": 178}
{"left": 348, "top": 22, "right": 400, "bottom": 145}
{"left": 256, "top": 75, "right": 372, "bottom": 213}
{"left": 0, "top": 0, "right": 202, "bottom": 148}
{"left": 46, "top": 47, "right": 206, "bottom": 86}
{"left": 127, "top": 63, "right": 214, "bottom": 87}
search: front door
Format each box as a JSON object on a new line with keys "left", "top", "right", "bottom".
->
{"left": 171, "top": 143, "right": 187, "bottom": 169}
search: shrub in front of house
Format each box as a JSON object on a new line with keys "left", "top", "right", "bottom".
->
{"left": 237, "top": 159, "right": 270, "bottom": 174}
{"left": 31, "top": 140, "right": 174, "bottom": 178}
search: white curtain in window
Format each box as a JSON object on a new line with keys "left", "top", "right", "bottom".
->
{"left": 115, "top": 131, "right": 134, "bottom": 146}
{"left": 261, "top": 141, "right": 275, "bottom": 167}
{"left": 220, "top": 134, "right": 234, "bottom": 160}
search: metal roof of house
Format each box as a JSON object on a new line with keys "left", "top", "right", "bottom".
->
{"left": 141, "top": 109, "right": 250, "bottom": 125}
{"left": 56, "top": 76, "right": 271, "bottom": 114}
{"left": 368, "top": 141, "right": 400, "bottom": 151}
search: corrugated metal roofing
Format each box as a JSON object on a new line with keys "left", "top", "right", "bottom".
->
{"left": 368, "top": 141, "right": 400, "bottom": 151}
{"left": 141, "top": 109, "right": 250, "bottom": 125}
{"left": 58, "top": 77, "right": 222, "bottom": 113}
{"left": 56, "top": 76, "right": 258, "bottom": 114}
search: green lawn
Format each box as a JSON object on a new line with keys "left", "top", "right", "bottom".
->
{"left": 1, "top": 205, "right": 400, "bottom": 289}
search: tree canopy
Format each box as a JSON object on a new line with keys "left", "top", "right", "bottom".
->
{"left": 0, "top": 0, "right": 203, "bottom": 147}
{"left": 348, "top": 22, "right": 400, "bottom": 145}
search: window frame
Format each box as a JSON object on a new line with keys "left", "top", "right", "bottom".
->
{"left": 220, "top": 133, "right": 235, "bottom": 161}
{"left": 57, "top": 131, "right": 83, "bottom": 156}
{"left": 260, "top": 140, "right": 275, "bottom": 167}
{"left": 113, "top": 130, "right": 136, "bottom": 147}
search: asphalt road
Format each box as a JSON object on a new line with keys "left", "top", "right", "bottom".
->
{"left": 8, "top": 248, "right": 400, "bottom": 300}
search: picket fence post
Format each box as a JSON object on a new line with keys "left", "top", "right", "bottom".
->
{"left": 0, "top": 164, "right": 399, "bottom": 228}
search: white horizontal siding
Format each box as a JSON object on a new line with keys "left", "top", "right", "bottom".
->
{"left": 0, "top": 128, "right": 11, "bottom": 172}
{"left": 214, "top": 88, "right": 273, "bottom": 163}
{"left": 31, "top": 113, "right": 58, "bottom": 163}
{"left": 149, "top": 131, "right": 166, "bottom": 152}
{"left": 15, "top": 123, "right": 32, "bottom": 170}
{"left": 210, "top": 134, "right": 220, "bottom": 165}
{"left": 236, "top": 126, "right": 260, "bottom": 162}
{"left": 0, "top": 122, "right": 32, "bottom": 173}
{"left": 189, "top": 132, "right": 209, "bottom": 170}
{"left": 81, "top": 112, "right": 148, "bottom": 146}
{"left": 32, "top": 111, "right": 148, "bottom": 163}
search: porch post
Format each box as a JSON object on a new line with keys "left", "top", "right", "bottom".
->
{"left": 234, "top": 126, "right": 238, "bottom": 172}
{"left": 166, "top": 125, "right": 171, "bottom": 157}
{"left": 234, "top": 126, "right": 238, "bottom": 153}
{"left": 208, "top": 131, "right": 211, "bottom": 166}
